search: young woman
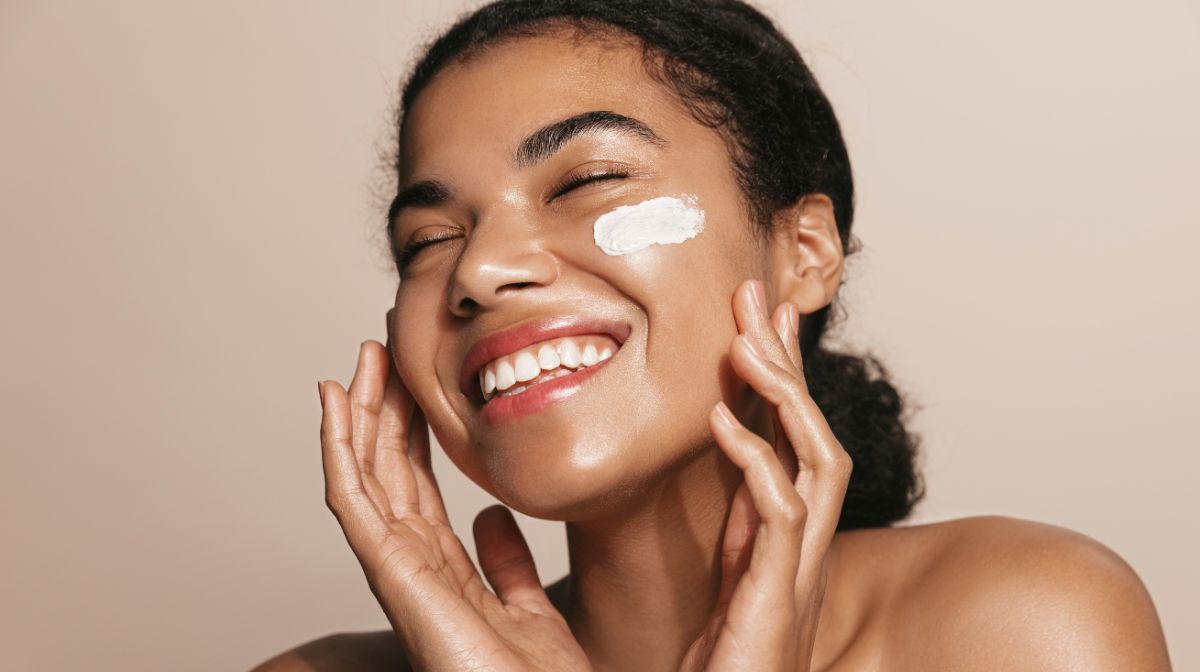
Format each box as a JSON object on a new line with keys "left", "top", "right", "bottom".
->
{"left": 258, "top": 1, "right": 1171, "bottom": 669}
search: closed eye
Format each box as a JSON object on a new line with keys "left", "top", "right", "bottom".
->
{"left": 549, "top": 170, "right": 629, "bottom": 200}
{"left": 396, "top": 231, "right": 461, "bottom": 272}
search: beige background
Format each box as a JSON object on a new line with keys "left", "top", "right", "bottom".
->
{"left": 2, "top": 1, "right": 1197, "bottom": 669}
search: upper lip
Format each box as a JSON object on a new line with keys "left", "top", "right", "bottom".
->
{"left": 459, "top": 315, "right": 632, "bottom": 401}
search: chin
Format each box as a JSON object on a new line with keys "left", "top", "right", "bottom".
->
{"left": 459, "top": 415, "right": 717, "bottom": 522}
{"left": 466, "top": 440, "right": 641, "bottom": 521}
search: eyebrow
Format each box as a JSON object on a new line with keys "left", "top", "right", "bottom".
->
{"left": 387, "top": 111, "right": 665, "bottom": 237}
{"left": 514, "top": 110, "right": 666, "bottom": 167}
{"left": 387, "top": 179, "right": 451, "bottom": 239}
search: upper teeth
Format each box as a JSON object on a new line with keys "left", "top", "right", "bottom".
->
{"left": 479, "top": 336, "right": 616, "bottom": 400}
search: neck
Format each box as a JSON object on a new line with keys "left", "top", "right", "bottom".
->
{"left": 562, "top": 444, "right": 742, "bottom": 672}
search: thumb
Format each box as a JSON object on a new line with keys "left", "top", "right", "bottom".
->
{"left": 473, "top": 505, "right": 556, "bottom": 617}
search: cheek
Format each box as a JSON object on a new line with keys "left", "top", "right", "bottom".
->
{"left": 392, "top": 285, "right": 492, "bottom": 489}
{"left": 592, "top": 194, "right": 706, "bottom": 256}
{"left": 605, "top": 207, "right": 753, "bottom": 425}
{"left": 390, "top": 289, "right": 433, "bottom": 383}
{"left": 391, "top": 287, "right": 459, "bottom": 433}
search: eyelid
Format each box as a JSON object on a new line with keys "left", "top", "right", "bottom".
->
{"left": 395, "top": 226, "right": 462, "bottom": 272}
{"left": 549, "top": 165, "right": 632, "bottom": 200}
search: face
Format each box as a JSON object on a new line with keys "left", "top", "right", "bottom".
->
{"left": 387, "top": 33, "right": 776, "bottom": 520}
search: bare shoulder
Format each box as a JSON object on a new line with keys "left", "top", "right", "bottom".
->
{"left": 248, "top": 631, "right": 409, "bottom": 672}
{"left": 247, "top": 578, "right": 571, "bottom": 672}
{"left": 853, "top": 515, "right": 1172, "bottom": 671}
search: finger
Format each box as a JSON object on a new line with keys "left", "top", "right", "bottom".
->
{"left": 472, "top": 505, "right": 558, "bottom": 618}
{"left": 319, "top": 380, "right": 392, "bottom": 549}
{"left": 732, "top": 280, "right": 800, "bottom": 377}
{"left": 710, "top": 402, "right": 805, "bottom": 593}
{"left": 733, "top": 282, "right": 800, "bottom": 479}
{"left": 728, "top": 337, "right": 851, "bottom": 559}
{"left": 437, "top": 524, "right": 491, "bottom": 605}
{"left": 347, "top": 341, "right": 389, "bottom": 475}
{"left": 728, "top": 334, "right": 843, "bottom": 473}
{"left": 349, "top": 340, "right": 412, "bottom": 517}
{"left": 373, "top": 363, "right": 422, "bottom": 517}
{"left": 768, "top": 301, "right": 803, "bottom": 479}
{"left": 376, "top": 335, "right": 451, "bottom": 525}
{"left": 772, "top": 301, "right": 803, "bottom": 372}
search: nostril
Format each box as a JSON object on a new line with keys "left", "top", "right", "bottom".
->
{"left": 458, "top": 296, "right": 480, "bottom": 312}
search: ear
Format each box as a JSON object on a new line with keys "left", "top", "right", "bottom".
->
{"left": 766, "top": 193, "right": 844, "bottom": 315}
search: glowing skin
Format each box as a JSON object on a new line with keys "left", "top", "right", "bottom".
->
{"left": 592, "top": 195, "right": 706, "bottom": 256}
{"left": 276, "top": 28, "right": 1173, "bottom": 672}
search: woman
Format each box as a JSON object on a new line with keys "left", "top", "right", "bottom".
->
{"left": 258, "top": 0, "right": 1171, "bottom": 669}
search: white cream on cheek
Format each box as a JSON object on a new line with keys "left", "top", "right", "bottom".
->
{"left": 592, "top": 195, "right": 705, "bottom": 256}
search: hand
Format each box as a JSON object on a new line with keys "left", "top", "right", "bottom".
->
{"left": 318, "top": 340, "right": 590, "bottom": 672}
{"left": 679, "top": 280, "right": 853, "bottom": 672}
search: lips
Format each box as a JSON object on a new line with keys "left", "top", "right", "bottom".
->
{"left": 459, "top": 316, "right": 632, "bottom": 407}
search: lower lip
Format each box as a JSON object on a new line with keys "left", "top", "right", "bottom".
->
{"left": 481, "top": 358, "right": 614, "bottom": 424}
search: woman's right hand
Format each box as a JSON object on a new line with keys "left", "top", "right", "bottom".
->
{"left": 318, "top": 340, "right": 590, "bottom": 672}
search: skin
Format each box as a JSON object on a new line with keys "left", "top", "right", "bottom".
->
{"left": 255, "top": 33, "right": 1173, "bottom": 671}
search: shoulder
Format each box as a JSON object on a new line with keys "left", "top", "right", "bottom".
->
{"left": 866, "top": 516, "right": 1171, "bottom": 671}
{"left": 249, "top": 631, "right": 409, "bottom": 672}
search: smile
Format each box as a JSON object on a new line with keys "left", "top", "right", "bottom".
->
{"left": 460, "top": 316, "right": 631, "bottom": 423}
{"left": 479, "top": 335, "right": 617, "bottom": 401}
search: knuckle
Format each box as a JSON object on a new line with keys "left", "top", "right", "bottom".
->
{"left": 837, "top": 450, "right": 854, "bottom": 473}
{"left": 324, "top": 486, "right": 362, "bottom": 514}
{"left": 376, "top": 435, "right": 404, "bottom": 455}
{"left": 778, "top": 496, "right": 808, "bottom": 529}
{"left": 828, "top": 450, "right": 853, "bottom": 480}
{"left": 746, "top": 434, "right": 774, "bottom": 457}
{"left": 781, "top": 375, "right": 808, "bottom": 398}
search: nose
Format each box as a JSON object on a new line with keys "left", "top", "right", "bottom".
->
{"left": 447, "top": 217, "right": 559, "bottom": 318}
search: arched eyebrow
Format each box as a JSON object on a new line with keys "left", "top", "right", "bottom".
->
{"left": 387, "top": 179, "right": 451, "bottom": 240}
{"left": 514, "top": 110, "right": 666, "bottom": 168}
{"left": 387, "top": 111, "right": 665, "bottom": 238}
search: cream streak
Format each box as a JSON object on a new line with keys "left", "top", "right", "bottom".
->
{"left": 592, "top": 195, "right": 706, "bottom": 256}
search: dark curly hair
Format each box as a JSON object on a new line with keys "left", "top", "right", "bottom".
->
{"left": 390, "top": 0, "right": 924, "bottom": 529}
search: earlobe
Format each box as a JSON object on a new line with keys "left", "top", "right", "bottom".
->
{"left": 768, "top": 193, "right": 844, "bottom": 315}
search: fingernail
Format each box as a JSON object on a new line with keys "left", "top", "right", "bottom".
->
{"left": 317, "top": 380, "right": 325, "bottom": 404}
{"left": 789, "top": 304, "right": 801, "bottom": 338}
{"left": 714, "top": 401, "right": 739, "bottom": 428}
{"left": 739, "top": 334, "right": 767, "bottom": 360}
{"left": 751, "top": 280, "right": 767, "bottom": 313}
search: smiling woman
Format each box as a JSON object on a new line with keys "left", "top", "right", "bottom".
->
{"left": 254, "top": 0, "right": 1172, "bottom": 670}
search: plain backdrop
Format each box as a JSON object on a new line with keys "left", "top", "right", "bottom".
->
{"left": 2, "top": 1, "right": 1197, "bottom": 669}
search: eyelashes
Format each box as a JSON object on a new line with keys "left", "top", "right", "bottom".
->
{"left": 396, "top": 169, "right": 630, "bottom": 272}
{"left": 549, "top": 169, "right": 629, "bottom": 200}
{"left": 396, "top": 231, "right": 461, "bottom": 272}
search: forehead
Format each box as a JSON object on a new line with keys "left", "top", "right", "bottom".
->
{"left": 398, "top": 32, "right": 701, "bottom": 180}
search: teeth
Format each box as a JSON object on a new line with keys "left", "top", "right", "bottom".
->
{"left": 559, "top": 340, "right": 582, "bottom": 368}
{"left": 581, "top": 343, "right": 598, "bottom": 366}
{"left": 514, "top": 351, "right": 540, "bottom": 382}
{"left": 495, "top": 359, "right": 516, "bottom": 391}
{"left": 537, "top": 344, "right": 560, "bottom": 370}
{"left": 477, "top": 335, "right": 621, "bottom": 400}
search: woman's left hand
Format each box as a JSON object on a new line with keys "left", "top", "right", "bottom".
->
{"left": 679, "top": 279, "right": 853, "bottom": 672}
